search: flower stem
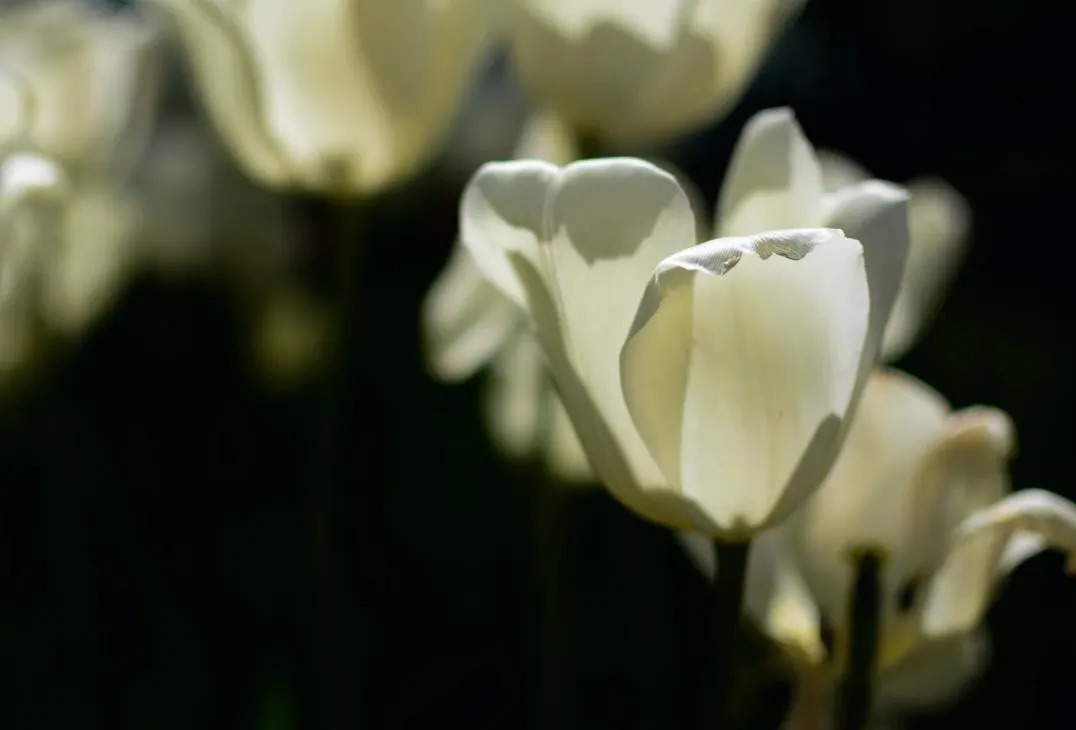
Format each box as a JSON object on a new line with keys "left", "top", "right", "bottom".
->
{"left": 711, "top": 539, "right": 751, "bottom": 728}
{"left": 529, "top": 470, "right": 564, "bottom": 730}
{"left": 295, "top": 194, "right": 368, "bottom": 730}
{"left": 834, "top": 551, "right": 882, "bottom": 730}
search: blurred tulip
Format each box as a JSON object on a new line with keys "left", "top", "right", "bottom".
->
{"left": 0, "top": 0, "right": 162, "bottom": 179}
{"left": 700, "top": 370, "right": 1076, "bottom": 721}
{"left": 460, "top": 150, "right": 906, "bottom": 538}
{"left": 508, "top": 0, "right": 804, "bottom": 145}
{"left": 818, "top": 151, "right": 971, "bottom": 361}
{"left": 146, "top": 0, "right": 498, "bottom": 196}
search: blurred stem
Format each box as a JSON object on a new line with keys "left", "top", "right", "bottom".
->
{"left": 295, "top": 194, "right": 368, "bottom": 730}
{"left": 529, "top": 469, "right": 564, "bottom": 730}
{"left": 834, "top": 552, "right": 882, "bottom": 730}
{"left": 784, "top": 673, "right": 834, "bottom": 730}
{"left": 711, "top": 539, "right": 751, "bottom": 728}
{"left": 576, "top": 132, "right": 607, "bottom": 160}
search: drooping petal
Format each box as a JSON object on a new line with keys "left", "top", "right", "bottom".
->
{"left": 922, "top": 489, "right": 1076, "bottom": 638}
{"left": 422, "top": 244, "right": 522, "bottom": 381}
{"left": 484, "top": 330, "right": 546, "bottom": 462}
{"left": 544, "top": 395, "right": 594, "bottom": 482}
{"left": 715, "top": 108, "right": 825, "bottom": 237}
{"left": 795, "top": 370, "right": 950, "bottom": 622}
{"left": 881, "top": 177, "right": 971, "bottom": 360}
{"left": 621, "top": 228, "right": 870, "bottom": 538}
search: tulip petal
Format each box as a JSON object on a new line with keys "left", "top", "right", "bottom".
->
{"left": 544, "top": 395, "right": 594, "bottom": 482}
{"left": 922, "top": 489, "right": 1076, "bottom": 637}
{"left": 422, "top": 244, "right": 522, "bottom": 381}
{"left": 715, "top": 108, "right": 825, "bottom": 236}
{"left": 147, "top": 0, "right": 288, "bottom": 186}
{"left": 622, "top": 228, "right": 870, "bottom": 537}
{"left": 882, "top": 178, "right": 970, "bottom": 360}
{"left": 484, "top": 330, "right": 546, "bottom": 462}
{"left": 876, "top": 630, "right": 989, "bottom": 712}
{"left": 824, "top": 181, "right": 910, "bottom": 385}
{"left": 817, "top": 150, "right": 868, "bottom": 192}
{"left": 460, "top": 160, "right": 559, "bottom": 309}
{"left": 794, "top": 370, "right": 950, "bottom": 621}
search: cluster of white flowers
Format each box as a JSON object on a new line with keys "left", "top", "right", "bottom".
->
{"left": 3, "top": 1, "right": 1073, "bottom": 727}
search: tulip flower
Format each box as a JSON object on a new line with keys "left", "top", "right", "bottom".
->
{"left": 424, "top": 111, "right": 593, "bottom": 481}
{"left": 0, "top": 0, "right": 161, "bottom": 179}
{"left": 459, "top": 140, "right": 907, "bottom": 538}
{"left": 507, "top": 0, "right": 805, "bottom": 145}
{"left": 706, "top": 370, "right": 1076, "bottom": 724}
{"left": 818, "top": 152, "right": 971, "bottom": 361}
{"left": 146, "top": 0, "right": 497, "bottom": 196}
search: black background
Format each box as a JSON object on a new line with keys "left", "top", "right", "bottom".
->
{"left": 2, "top": 0, "right": 1074, "bottom": 727}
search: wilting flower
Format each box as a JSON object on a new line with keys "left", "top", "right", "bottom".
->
{"left": 723, "top": 370, "right": 1076, "bottom": 722}
{"left": 460, "top": 143, "right": 907, "bottom": 537}
{"left": 818, "top": 151, "right": 971, "bottom": 361}
{"left": 0, "top": 0, "right": 161, "bottom": 179}
{"left": 424, "top": 111, "right": 593, "bottom": 482}
{"left": 146, "top": 0, "right": 497, "bottom": 196}
{"left": 507, "top": 0, "right": 804, "bottom": 145}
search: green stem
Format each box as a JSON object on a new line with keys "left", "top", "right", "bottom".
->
{"left": 711, "top": 539, "right": 751, "bottom": 729}
{"left": 295, "top": 195, "right": 367, "bottom": 730}
{"left": 834, "top": 552, "right": 882, "bottom": 730}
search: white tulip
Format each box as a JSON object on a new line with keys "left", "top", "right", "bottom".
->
{"left": 0, "top": 0, "right": 162, "bottom": 179}
{"left": 729, "top": 370, "right": 1076, "bottom": 718}
{"left": 146, "top": 0, "right": 497, "bottom": 196}
{"left": 818, "top": 151, "right": 971, "bottom": 361}
{"left": 460, "top": 149, "right": 906, "bottom": 537}
{"left": 508, "top": 0, "right": 805, "bottom": 144}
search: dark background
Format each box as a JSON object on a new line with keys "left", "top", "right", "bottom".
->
{"left": 2, "top": 0, "right": 1074, "bottom": 727}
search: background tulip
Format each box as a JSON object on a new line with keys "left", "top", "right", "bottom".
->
{"left": 146, "top": 0, "right": 497, "bottom": 196}
{"left": 508, "top": 0, "right": 805, "bottom": 145}
{"left": 0, "top": 0, "right": 161, "bottom": 179}
{"left": 818, "top": 151, "right": 972, "bottom": 362}
{"left": 705, "top": 370, "right": 1076, "bottom": 724}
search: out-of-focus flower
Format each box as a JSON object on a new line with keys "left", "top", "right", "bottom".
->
{"left": 146, "top": 0, "right": 498, "bottom": 197}
{"left": 716, "top": 370, "right": 1076, "bottom": 722}
{"left": 508, "top": 0, "right": 804, "bottom": 145}
{"left": 424, "top": 111, "right": 592, "bottom": 482}
{"left": 0, "top": 0, "right": 161, "bottom": 179}
{"left": 459, "top": 149, "right": 906, "bottom": 538}
{"left": 0, "top": 151, "right": 67, "bottom": 385}
{"left": 818, "top": 151, "right": 971, "bottom": 361}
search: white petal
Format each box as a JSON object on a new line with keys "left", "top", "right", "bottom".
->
{"left": 715, "top": 108, "right": 825, "bottom": 237}
{"left": 823, "top": 180, "right": 911, "bottom": 387}
{"left": 543, "top": 394, "right": 594, "bottom": 483}
{"left": 513, "top": 109, "right": 579, "bottom": 165}
{"left": 462, "top": 157, "right": 706, "bottom": 529}
{"left": 520, "top": 0, "right": 687, "bottom": 49}
{"left": 795, "top": 370, "right": 950, "bottom": 622}
{"left": 484, "top": 330, "right": 546, "bottom": 462}
{"left": 146, "top": 0, "right": 288, "bottom": 186}
{"left": 460, "top": 159, "right": 559, "bottom": 308}
{"left": 422, "top": 244, "right": 522, "bottom": 381}
{"left": 922, "top": 489, "right": 1076, "bottom": 638}
{"left": 881, "top": 177, "right": 971, "bottom": 360}
{"left": 876, "top": 630, "right": 989, "bottom": 713}
{"left": 746, "top": 531, "right": 826, "bottom": 667}
{"left": 621, "top": 228, "right": 870, "bottom": 538}
{"left": 817, "top": 150, "right": 869, "bottom": 192}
